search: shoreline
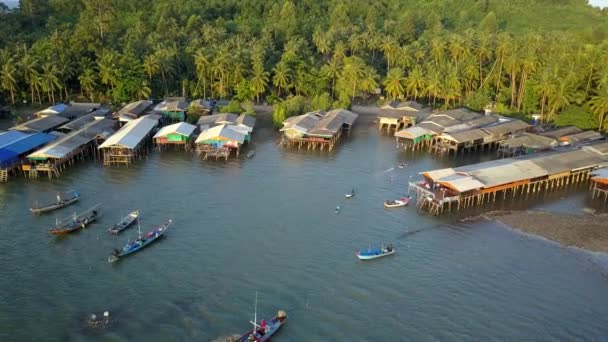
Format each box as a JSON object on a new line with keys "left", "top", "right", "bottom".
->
{"left": 472, "top": 210, "right": 608, "bottom": 253}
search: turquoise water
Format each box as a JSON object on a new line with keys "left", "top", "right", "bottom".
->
{"left": 1, "top": 115, "right": 608, "bottom": 341}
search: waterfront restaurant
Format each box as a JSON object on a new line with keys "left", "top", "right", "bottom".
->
{"left": 409, "top": 142, "right": 608, "bottom": 215}
{"left": 280, "top": 109, "right": 358, "bottom": 151}
{"left": 98, "top": 115, "right": 159, "bottom": 166}
{"left": 0, "top": 131, "right": 56, "bottom": 182}
{"left": 195, "top": 124, "right": 247, "bottom": 160}
{"left": 377, "top": 100, "right": 424, "bottom": 132}
{"left": 154, "top": 97, "right": 189, "bottom": 122}
{"left": 153, "top": 122, "right": 197, "bottom": 150}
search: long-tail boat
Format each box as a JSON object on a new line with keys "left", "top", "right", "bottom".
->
{"left": 108, "top": 211, "right": 139, "bottom": 234}
{"left": 49, "top": 204, "right": 100, "bottom": 235}
{"left": 30, "top": 191, "right": 80, "bottom": 214}
{"left": 108, "top": 219, "right": 171, "bottom": 262}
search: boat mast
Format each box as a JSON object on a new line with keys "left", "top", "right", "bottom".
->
{"left": 137, "top": 219, "right": 142, "bottom": 239}
{"left": 254, "top": 291, "right": 258, "bottom": 329}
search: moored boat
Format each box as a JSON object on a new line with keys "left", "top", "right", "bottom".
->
{"left": 345, "top": 189, "right": 355, "bottom": 198}
{"left": 356, "top": 245, "right": 395, "bottom": 260}
{"left": 384, "top": 197, "right": 410, "bottom": 208}
{"left": 49, "top": 206, "right": 100, "bottom": 235}
{"left": 397, "top": 162, "right": 407, "bottom": 169}
{"left": 108, "top": 211, "right": 139, "bottom": 234}
{"left": 108, "top": 219, "right": 172, "bottom": 262}
{"left": 30, "top": 191, "right": 80, "bottom": 214}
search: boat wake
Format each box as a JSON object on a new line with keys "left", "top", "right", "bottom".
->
{"left": 397, "top": 225, "right": 441, "bottom": 239}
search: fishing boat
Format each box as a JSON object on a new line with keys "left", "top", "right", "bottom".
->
{"left": 108, "top": 211, "right": 139, "bottom": 234}
{"left": 345, "top": 189, "right": 355, "bottom": 199}
{"left": 237, "top": 293, "right": 287, "bottom": 342}
{"left": 247, "top": 150, "right": 256, "bottom": 158}
{"left": 108, "top": 219, "right": 172, "bottom": 262}
{"left": 356, "top": 244, "right": 395, "bottom": 260}
{"left": 30, "top": 191, "right": 80, "bottom": 214}
{"left": 384, "top": 197, "right": 411, "bottom": 208}
{"left": 49, "top": 205, "right": 100, "bottom": 235}
{"left": 397, "top": 162, "right": 407, "bottom": 169}
{"left": 334, "top": 205, "right": 341, "bottom": 214}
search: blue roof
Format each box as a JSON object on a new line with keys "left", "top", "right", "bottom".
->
{"left": 50, "top": 103, "right": 68, "bottom": 113}
{"left": 0, "top": 148, "right": 19, "bottom": 167}
{"left": 2, "top": 133, "right": 55, "bottom": 155}
{"left": 0, "top": 131, "right": 28, "bottom": 148}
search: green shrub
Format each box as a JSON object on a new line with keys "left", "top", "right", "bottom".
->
{"left": 554, "top": 105, "right": 598, "bottom": 130}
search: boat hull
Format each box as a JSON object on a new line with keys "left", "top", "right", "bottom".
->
{"left": 109, "top": 220, "right": 171, "bottom": 262}
{"left": 384, "top": 198, "right": 410, "bottom": 208}
{"left": 357, "top": 250, "right": 396, "bottom": 260}
{"left": 49, "top": 213, "right": 97, "bottom": 235}
{"left": 108, "top": 211, "right": 139, "bottom": 234}
{"left": 30, "top": 194, "right": 80, "bottom": 214}
{"left": 237, "top": 316, "right": 286, "bottom": 342}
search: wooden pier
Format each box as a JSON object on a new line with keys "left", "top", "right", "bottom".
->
{"left": 410, "top": 142, "right": 608, "bottom": 215}
{"left": 590, "top": 168, "right": 608, "bottom": 203}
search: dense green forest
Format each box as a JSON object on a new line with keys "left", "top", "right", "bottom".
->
{"left": 0, "top": 0, "right": 607, "bottom": 129}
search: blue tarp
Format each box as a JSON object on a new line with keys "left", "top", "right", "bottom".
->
{"left": 0, "top": 131, "right": 28, "bottom": 148}
{"left": 2, "top": 132, "right": 55, "bottom": 155}
{"left": 0, "top": 148, "right": 19, "bottom": 168}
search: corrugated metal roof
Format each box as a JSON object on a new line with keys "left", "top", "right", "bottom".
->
{"left": 438, "top": 174, "right": 485, "bottom": 192}
{"left": 539, "top": 126, "right": 582, "bottom": 139}
{"left": 29, "top": 119, "right": 114, "bottom": 159}
{"left": 2, "top": 132, "right": 55, "bottom": 155}
{"left": 481, "top": 120, "right": 530, "bottom": 136}
{"left": 58, "top": 109, "right": 110, "bottom": 132}
{"left": 235, "top": 114, "right": 256, "bottom": 128}
{"left": 116, "top": 100, "right": 152, "bottom": 117}
{"left": 154, "top": 97, "right": 188, "bottom": 112}
{"left": 499, "top": 133, "right": 557, "bottom": 149}
{"left": 562, "top": 130, "right": 604, "bottom": 144}
{"left": 439, "top": 129, "right": 491, "bottom": 143}
{"left": 153, "top": 122, "right": 196, "bottom": 139}
{"left": 395, "top": 126, "right": 432, "bottom": 139}
{"left": 197, "top": 113, "right": 238, "bottom": 126}
{"left": 422, "top": 168, "right": 456, "bottom": 180}
{"left": 35, "top": 103, "right": 68, "bottom": 116}
{"left": 0, "top": 130, "right": 28, "bottom": 148}
{"left": 583, "top": 142, "right": 608, "bottom": 155}
{"left": 308, "top": 109, "right": 358, "bottom": 137}
{"left": 59, "top": 102, "right": 101, "bottom": 119}
{"left": 196, "top": 124, "right": 246, "bottom": 144}
{"left": 281, "top": 111, "right": 324, "bottom": 133}
{"left": 10, "top": 115, "right": 69, "bottom": 132}
{"left": 592, "top": 167, "right": 608, "bottom": 180}
{"left": 98, "top": 116, "right": 158, "bottom": 150}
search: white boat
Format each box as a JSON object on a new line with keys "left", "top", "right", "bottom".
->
{"left": 345, "top": 189, "right": 355, "bottom": 198}
{"left": 398, "top": 162, "right": 407, "bottom": 169}
{"left": 384, "top": 197, "right": 410, "bottom": 208}
{"left": 356, "top": 245, "right": 395, "bottom": 260}
{"left": 247, "top": 150, "right": 255, "bottom": 158}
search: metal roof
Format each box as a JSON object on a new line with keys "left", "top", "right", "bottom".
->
{"left": 190, "top": 99, "right": 213, "bottom": 110}
{"left": 0, "top": 149, "right": 19, "bottom": 167}
{"left": 58, "top": 109, "right": 110, "bottom": 132}
{"left": 592, "top": 167, "right": 608, "bottom": 180}
{"left": 539, "top": 126, "right": 582, "bottom": 139}
{"left": 437, "top": 174, "right": 485, "bottom": 192}
{"left": 197, "top": 113, "right": 238, "bottom": 126}
{"left": 395, "top": 126, "right": 433, "bottom": 139}
{"left": 116, "top": 100, "right": 152, "bottom": 118}
{"left": 481, "top": 120, "right": 530, "bottom": 136}
{"left": 10, "top": 115, "right": 69, "bottom": 132}
{"left": 583, "top": 142, "right": 608, "bottom": 155}
{"left": 281, "top": 111, "right": 325, "bottom": 133}
{"left": 442, "top": 115, "right": 499, "bottom": 133}
{"left": 35, "top": 103, "right": 68, "bottom": 116}
{"left": 2, "top": 132, "right": 55, "bottom": 155}
{"left": 153, "top": 122, "right": 196, "bottom": 139}
{"left": 308, "top": 109, "right": 358, "bottom": 137}
{"left": 195, "top": 124, "right": 246, "bottom": 144}
{"left": 499, "top": 133, "right": 557, "bottom": 149}
{"left": 0, "top": 130, "right": 28, "bottom": 148}
{"left": 154, "top": 97, "right": 188, "bottom": 112}
{"left": 29, "top": 119, "right": 114, "bottom": 159}
{"left": 561, "top": 130, "right": 604, "bottom": 144}
{"left": 439, "top": 129, "right": 492, "bottom": 143}
{"left": 59, "top": 102, "right": 101, "bottom": 119}
{"left": 381, "top": 101, "right": 423, "bottom": 111}
{"left": 235, "top": 114, "right": 256, "bottom": 129}
{"left": 98, "top": 116, "right": 158, "bottom": 150}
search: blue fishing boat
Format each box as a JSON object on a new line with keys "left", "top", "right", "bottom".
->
{"left": 108, "top": 219, "right": 172, "bottom": 262}
{"left": 108, "top": 210, "right": 139, "bottom": 234}
{"left": 237, "top": 293, "right": 287, "bottom": 342}
{"left": 356, "top": 244, "right": 395, "bottom": 260}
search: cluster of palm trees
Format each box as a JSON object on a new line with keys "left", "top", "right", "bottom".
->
{"left": 1, "top": 17, "right": 607, "bottom": 130}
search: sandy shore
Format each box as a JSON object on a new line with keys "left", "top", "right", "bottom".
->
{"left": 478, "top": 210, "right": 608, "bottom": 253}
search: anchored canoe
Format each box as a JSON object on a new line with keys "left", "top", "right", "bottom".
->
{"left": 30, "top": 191, "right": 80, "bottom": 214}
{"left": 49, "top": 208, "right": 99, "bottom": 235}
{"left": 356, "top": 245, "right": 395, "bottom": 260}
{"left": 108, "top": 211, "right": 139, "bottom": 234}
{"left": 108, "top": 219, "right": 172, "bottom": 262}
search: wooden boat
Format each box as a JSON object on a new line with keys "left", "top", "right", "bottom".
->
{"left": 356, "top": 245, "right": 395, "bottom": 260}
{"left": 384, "top": 197, "right": 410, "bottom": 208}
{"left": 49, "top": 206, "right": 100, "bottom": 235}
{"left": 30, "top": 191, "right": 80, "bottom": 214}
{"left": 345, "top": 189, "right": 355, "bottom": 199}
{"left": 108, "top": 219, "right": 172, "bottom": 262}
{"left": 108, "top": 211, "right": 139, "bottom": 234}
{"left": 237, "top": 293, "right": 287, "bottom": 342}
{"left": 247, "top": 150, "right": 256, "bottom": 158}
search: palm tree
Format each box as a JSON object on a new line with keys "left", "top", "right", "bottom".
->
{"left": 97, "top": 50, "right": 119, "bottom": 91}
{"left": 359, "top": 66, "right": 379, "bottom": 95}
{"left": 312, "top": 29, "right": 331, "bottom": 55}
{"left": 212, "top": 49, "right": 230, "bottom": 98}
{"left": 0, "top": 58, "right": 18, "bottom": 104}
{"left": 548, "top": 79, "right": 572, "bottom": 120}
{"left": 442, "top": 66, "right": 461, "bottom": 108}
{"left": 349, "top": 33, "right": 365, "bottom": 56}
{"left": 340, "top": 56, "right": 366, "bottom": 102}
{"left": 535, "top": 69, "right": 553, "bottom": 121}
{"left": 383, "top": 67, "right": 406, "bottom": 100}
{"left": 379, "top": 36, "right": 398, "bottom": 72}
{"left": 250, "top": 62, "right": 269, "bottom": 103}
{"left": 517, "top": 52, "right": 538, "bottom": 111}
{"left": 57, "top": 57, "right": 76, "bottom": 101}
{"left": 333, "top": 42, "right": 347, "bottom": 62}
{"left": 321, "top": 58, "right": 341, "bottom": 99}
{"left": 425, "top": 67, "right": 442, "bottom": 107}
{"left": 448, "top": 34, "right": 467, "bottom": 71}
{"left": 494, "top": 33, "right": 512, "bottom": 95}
{"left": 405, "top": 65, "right": 427, "bottom": 101}
{"left": 272, "top": 61, "right": 291, "bottom": 97}
{"left": 193, "top": 49, "right": 210, "bottom": 98}
{"left": 396, "top": 45, "right": 414, "bottom": 70}
{"left": 143, "top": 54, "right": 160, "bottom": 83}
{"left": 589, "top": 88, "right": 608, "bottom": 132}
{"left": 79, "top": 68, "right": 98, "bottom": 102}
{"left": 19, "top": 54, "right": 38, "bottom": 104}
{"left": 41, "top": 63, "right": 61, "bottom": 104}
{"left": 136, "top": 80, "right": 152, "bottom": 100}
{"left": 430, "top": 37, "right": 446, "bottom": 66}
